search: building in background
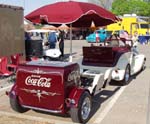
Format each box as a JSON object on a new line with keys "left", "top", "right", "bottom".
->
{"left": 0, "top": 4, "right": 25, "bottom": 57}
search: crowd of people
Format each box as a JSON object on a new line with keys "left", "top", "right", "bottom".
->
{"left": 115, "top": 29, "right": 150, "bottom": 45}
{"left": 47, "top": 30, "right": 65, "bottom": 58}
{"left": 25, "top": 29, "right": 65, "bottom": 59}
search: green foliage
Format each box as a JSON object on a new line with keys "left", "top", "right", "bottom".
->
{"left": 112, "top": 0, "right": 150, "bottom": 16}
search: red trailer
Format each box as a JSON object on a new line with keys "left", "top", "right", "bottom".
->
{"left": 8, "top": 60, "right": 95, "bottom": 123}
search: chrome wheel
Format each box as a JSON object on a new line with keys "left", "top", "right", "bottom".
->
{"left": 125, "top": 66, "right": 130, "bottom": 82}
{"left": 81, "top": 97, "right": 91, "bottom": 120}
{"left": 121, "top": 65, "right": 130, "bottom": 85}
{"left": 70, "top": 92, "right": 91, "bottom": 123}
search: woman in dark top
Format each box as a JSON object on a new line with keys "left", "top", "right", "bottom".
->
{"left": 58, "top": 30, "right": 65, "bottom": 58}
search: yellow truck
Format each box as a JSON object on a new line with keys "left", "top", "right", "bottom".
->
{"left": 107, "top": 14, "right": 150, "bottom": 35}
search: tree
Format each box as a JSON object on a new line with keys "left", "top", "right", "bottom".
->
{"left": 111, "top": 0, "right": 150, "bottom": 16}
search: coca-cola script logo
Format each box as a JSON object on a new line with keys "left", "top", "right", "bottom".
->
{"left": 68, "top": 70, "right": 80, "bottom": 83}
{"left": 25, "top": 75, "right": 51, "bottom": 88}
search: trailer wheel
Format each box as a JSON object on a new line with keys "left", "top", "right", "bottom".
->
{"left": 70, "top": 91, "right": 91, "bottom": 123}
{"left": 10, "top": 97, "right": 29, "bottom": 113}
{"left": 141, "top": 58, "right": 146, "bottom": 71}
{"left": 121, "top": 64, "right": 130, "bottom": 85}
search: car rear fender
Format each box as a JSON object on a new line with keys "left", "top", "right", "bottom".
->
{"left": 66, "top": 87, "right": 88, "bottom": 108}
{"left": 115, "top": 52, "right": 131, "bottom": 70}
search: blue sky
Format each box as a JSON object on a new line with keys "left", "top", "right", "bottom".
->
{"left": 0, "top": 0, "right": 57, "bottom": 15}
{"left": 0, "top": 0, "right": 93, "bottom": 16}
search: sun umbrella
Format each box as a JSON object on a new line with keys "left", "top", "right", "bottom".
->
{"left": 25, "top": 1, "right": 119, "bottom": 61}
{"left": 25, "top": 1, "right": 118, "bottom": 27}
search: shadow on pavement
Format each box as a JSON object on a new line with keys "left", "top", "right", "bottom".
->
{"left": 89, "top": 86, "right": 121, "bottom": 120}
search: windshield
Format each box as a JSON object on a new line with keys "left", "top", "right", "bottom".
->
{"left": 140, "top": 24, "right": 150, "bottom": 29}
{"left": 107, "top": 31, "right": 112, "bottom": 37}
{"left": 97, "top": 30, "right": 106, "bottom": 34}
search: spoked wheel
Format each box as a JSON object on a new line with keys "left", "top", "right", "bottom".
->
{"left": 70, "top": 91, "right": 91, "bottom": 123}
{"left": 121, "top": 64, "right": 130, "bottom": 85}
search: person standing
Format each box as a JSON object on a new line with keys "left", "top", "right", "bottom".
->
{"left": 132, "top": 31, "right": 139, "bottom": 46}
{"left": 48, "top": 31, "right": 57, "bottom": 49}
{"left": 58, "top": 30, "right": 65, "bottom": 58}
{"left": 25, "top": 32, "right": 32, "bottom": 60}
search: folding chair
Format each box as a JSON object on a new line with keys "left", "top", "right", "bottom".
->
{"left": 7, "top": 53, "right": 24, "bottom": 72}
{"left": 0, "top": 57, "right": 13, "bottom": 77}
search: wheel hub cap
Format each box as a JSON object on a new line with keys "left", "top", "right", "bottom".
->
{"left": 81, "top": 97, "right": 91, "bottom": 120}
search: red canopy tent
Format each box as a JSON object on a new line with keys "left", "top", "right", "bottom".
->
{"left": 25, "top": 1, "right": 119, "bottom": 61}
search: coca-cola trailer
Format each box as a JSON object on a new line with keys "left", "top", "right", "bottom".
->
{"left": 7, "top": 56, "right": 112, "bottom": 123}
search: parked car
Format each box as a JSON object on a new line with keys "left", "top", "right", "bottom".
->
{"left": 108, "top": 35, "right": 146, "bottom": 84}
{"left": 80, "top": 34, "right": 146, "bottom": 85}
{"left": 86, "top": 29, "right": 108, "bottom": 43}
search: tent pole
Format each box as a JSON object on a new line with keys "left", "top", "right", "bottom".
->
{"left": 69, "top": 23, "right": 73, "bottom": 62}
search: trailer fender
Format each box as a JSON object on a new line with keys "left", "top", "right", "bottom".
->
{"left": 66, "top": 87, "right": 88, "bottom": 108}
{"left": 8, "top": 84, "right": 18, "bottom": 99}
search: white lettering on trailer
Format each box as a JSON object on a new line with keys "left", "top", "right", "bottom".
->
{"left": 25, "top": 75, "right": 51, "bottom": 88}
{"left": 68, "top": 70, "right": 80, "bottom": 83}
